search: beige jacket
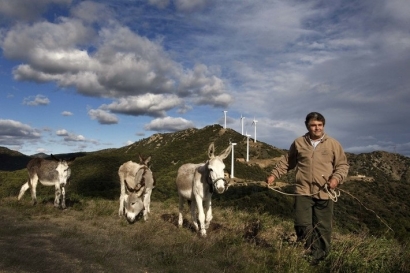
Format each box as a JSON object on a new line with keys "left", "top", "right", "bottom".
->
{"left": 270, "top": 133, "right": 349, "bottom": 199}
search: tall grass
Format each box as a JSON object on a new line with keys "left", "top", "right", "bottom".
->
{"left": 1, "top": 196, "right": 408, "bottom": 273}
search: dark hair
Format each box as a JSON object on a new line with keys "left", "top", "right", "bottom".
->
{"left": 305, "top": 112, "right": 325, "bottom": 127}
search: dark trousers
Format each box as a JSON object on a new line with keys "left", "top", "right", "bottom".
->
{"left": 294, "top": 195, "right": 333, "bottom": 260}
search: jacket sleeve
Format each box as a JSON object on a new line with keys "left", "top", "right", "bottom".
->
{"left": 331, "top": 141, "right": 349, "bottom": 184}
{"left": 270, "top": 142, "right": 298, "bottom": 179}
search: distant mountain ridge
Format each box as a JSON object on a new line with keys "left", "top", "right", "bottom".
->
{"left": 1, "top": 125, "right": 409, "bottom": 183}
{"left": 30, "top": 152, "right": 49, "bottom": 158}
{"left": 0, "top": 147, "right": 32, "bottom": 171}
{"left": 0, "top": 147, "right": 88, "bottom": 171}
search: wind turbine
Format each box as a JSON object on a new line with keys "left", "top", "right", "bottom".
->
{"left": 230, "top": 142, "right": 237, "bottom": 178}
{"left": 240, "top": 115, "right": 245, "bottom": 135}
{"left": 245, "top": 132, "right": 251, "bottom": 162}
{"left": 223, "top": 111, "right": 228, "bottom": 129}
{"left": 252, "top": 117, "right": 258, "bottom": 143}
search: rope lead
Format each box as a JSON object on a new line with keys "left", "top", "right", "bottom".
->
{"left": 266, "top": 183, "right": 393, "bottom": 233}
{"left": 266, "top": 184, "right": 339, "bottom": 201}
{"left": 324, "top": 184, "right": 341, "bottom": 202}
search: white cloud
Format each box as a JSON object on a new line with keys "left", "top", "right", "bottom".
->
{"left": 104, "top": 94, "right": 183, "bottom": 117}
{"left": 3, "top": 17, "right": 232, "bottom": 111}
{"left": 0, "top": 0, "right": 71, "bottom": 21}
{"left": 23, "top": 94, "right": 50, "bottom": 106}
{"left": 56, "top": 129, "right": 90, "bottom": 143}
{"left": 36, "top": 148, "right": 48, "bottom": 154}
{"left": 0, "top": 119, "right": 41, "bottom": 146}
{"left": 88, "top": 109, "right": 119, "bottom": 124}
{"left": 70, "top": 1, "right": 112, "bottom": 24}
{"left": 144, "top": 116, "right": 195, "bottom": 132}
{"left": 61, "top": 111, "right": 73, "bottom": 116}
{"left": 126, "top": 140, "right": 134, "bottom": 146}
{"left": 2, "top": 19, "right": 94, "bottom": 61}
{"left": 68, "top": 134, "right": 85, "bottom": 142}
{"left": 56, "top": 129, "right": 69, "bottom": 136}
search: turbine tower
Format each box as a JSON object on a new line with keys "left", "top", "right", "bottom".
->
{"left": 240, "top": 115, "right": 245, "bottom": 135}
{"left": 230, "top": 142, "right": 237, "bottom": 178}
{"left": 245, "top": 132, "right": 251, "bottom": 162}
{"left": 223, "top": 111, "right": 228, "bottom": 129}
{"left": 252, "top": 117, "right": 258, "bottom": 143}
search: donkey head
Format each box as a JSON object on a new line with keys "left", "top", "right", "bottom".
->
{"left": 51, "top": 154, "right": 74, "bottom": 187}
{"left": 123, "top": 193, "right": 144, "bottom": 224}
{"left": 123, "top": 165, "right": 152, "bottom": 224}
{"left": 206, "top": 143, "right": 232, "bottom": 194}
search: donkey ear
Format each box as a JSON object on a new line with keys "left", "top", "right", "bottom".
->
{"left": 219, "top": 144, "right": 232, "bottom": 160}
{"left": 208, "top": 142, "right": 215, "bottom": 158}
{"left": 50, "top": 154, "right": 59, "bottom": 161}
{"left": 144, "top": 156, "right": 151, "bottom": 165}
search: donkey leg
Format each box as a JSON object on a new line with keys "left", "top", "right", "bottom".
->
{"left": 177, "top": 196, "right": 185, "bottom": 227}
{"left": 30, "top": 177, "right": 39, "bottom": 205}
{"left": 143, "top": 190, "right": 152, "bottom": 221}
{"left": 195, "top": 197, "right": 206, "bottom": 237}
{"left": 60, "top": 185, "right": 67, "bottom": 209}
{"left": 204, "top": 199, "right": 213, "bottom": 230}
{"left": 18, "top": 181, "right": 30, "bottom": 200}
{"left": 119, "top": 194, "right": 125, "bottom": 216}
{"left": 190, "top": 199, "right": 200, "bottom": 232}
{"left": 119, "top": 181, "right": 125, "bottom": 216}
{"left": 54, "top": 184, "right": 62, "bottom": 208}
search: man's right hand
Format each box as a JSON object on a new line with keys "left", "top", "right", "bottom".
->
{"left": 266, "top": 175, "right": 275, "bottom": 186}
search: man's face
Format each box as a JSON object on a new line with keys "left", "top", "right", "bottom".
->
{"left": 307, "top": 119, "right": 324, "bottom": 140}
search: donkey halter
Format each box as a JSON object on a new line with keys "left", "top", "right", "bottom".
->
{"left": 126, "top": 165, "right": 148, "bottom": 194}
{"left": 207, "top": 172, "right": 228, "bottom": 194}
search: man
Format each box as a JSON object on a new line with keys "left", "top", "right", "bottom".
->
{"left": 266, "top": 112, "right": 349, "bottom": 265}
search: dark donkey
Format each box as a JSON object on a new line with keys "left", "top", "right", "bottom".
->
{"left": 18, "top": 154, "right": 75, "bottom": 209}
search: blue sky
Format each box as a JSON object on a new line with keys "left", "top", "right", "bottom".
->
{"left": 0, "top": 0, "right": 410, "bottom": 157}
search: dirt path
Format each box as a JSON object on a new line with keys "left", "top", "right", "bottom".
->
{"left": 0, "top": 204, "right": 151, "bottom": 273}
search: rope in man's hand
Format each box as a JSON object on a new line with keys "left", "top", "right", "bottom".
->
{"left": 265, "top": 176, "right": 393, "bottom": 233}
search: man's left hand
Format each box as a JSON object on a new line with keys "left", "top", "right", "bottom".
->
{"left": 327, "top": 177, "right": 339, "bottom": 189}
